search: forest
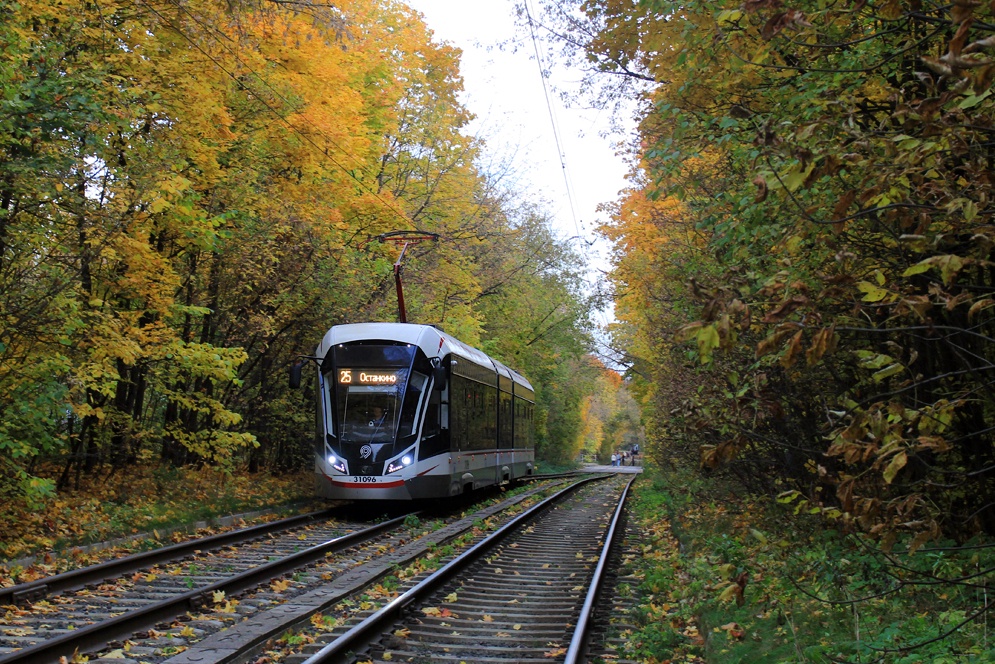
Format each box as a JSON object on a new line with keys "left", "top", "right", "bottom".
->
{"left": 526, "top": 0, "right": 995, "bottom": 659}
{"left": 6, "top": 0, "right": 995, "bottom": 659}
{"left": 0, "top": 0, "right": 617, "bottom": 510}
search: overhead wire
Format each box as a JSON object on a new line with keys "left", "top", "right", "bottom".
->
{"left": 522, "top": 0, "right": 584, "bottom": 239}
{"left": 522, "top": 0, "right": 617, "bottom": 368}
{"left": 133, "top": 0, "right": 415, "bottom": 229}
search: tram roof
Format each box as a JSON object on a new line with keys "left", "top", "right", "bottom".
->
{"left": 317, "top": 322, "right": 534, "bottom": 391}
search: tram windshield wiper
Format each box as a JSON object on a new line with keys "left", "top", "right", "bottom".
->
{"left": 368, "top": 414, "right": 386, "bottom": 444}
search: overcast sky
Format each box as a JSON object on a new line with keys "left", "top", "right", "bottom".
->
{"left": 401, "top": 0, "right": 633, "bottom": 281}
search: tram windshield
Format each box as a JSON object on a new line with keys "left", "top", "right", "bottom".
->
{"left": 328, "top": 344, "right": 429, "bottom": 444}
{"left": 336, "top": 377, "right": 406, "bottom": 442}
{"left": 335, "top": 369, "right": 428, "bottom": 443}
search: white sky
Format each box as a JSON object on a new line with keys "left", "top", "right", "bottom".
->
{"left": 402, "top": 0, "right": 633, "bottom": 289}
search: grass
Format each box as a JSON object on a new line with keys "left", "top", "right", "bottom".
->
{"left": 535, "top": 459, "right": 583, "bottom": 474}
{"left": 622, "top": 464, "right": 995, "bottom": 663}
{"left": 0, "top": 465, "right": 319, "bottom": 581}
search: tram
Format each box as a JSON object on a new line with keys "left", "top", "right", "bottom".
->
{"left": 292, "top": 322, "right": 536, "bottom": 500}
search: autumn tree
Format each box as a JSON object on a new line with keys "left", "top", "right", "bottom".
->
{"left": 0, "top": 0, "right": 602, "bottom": 503}
{"left": 0, "top": 0, "right": 253, "bottom": 494}
{"left": 469, "top": 201, "right": 598, "bottom": 463}
{"left": 531, "top": 0, "right": 995, "bottom": 556}
{"left": 574, "top": 362, "right": 644, "bottom": 464}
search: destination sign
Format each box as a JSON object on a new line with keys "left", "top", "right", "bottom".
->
{"left": 338, "top": 369, "right": 400, "bottom": 385}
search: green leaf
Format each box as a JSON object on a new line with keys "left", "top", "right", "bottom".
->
{"left": 750, "top": 528, "right": 768, "bottom": 544}
{"left": 959, "top": 89, "right": 992, "bottom": 109}
{"left": 675, "top": 321, "right": 704, "bottom": 342}
{"left": 776, "top": 490, "right": 802, "bottom": 504}
{"left": 718, "top": 583, "right": 741, "bottom": 602}
{"left": 696, "top": 324, "right": 720, "bottom": 363}
{"left": 716, "top": 9, "right": 743, "bottom": 26}
{"left": 857, "top": 281, "right": 889, "bottom": 302}
{"left": 902, "top": 261, "right": 932, "bottom": 277}
{"left": 872, "top": 363, "right": 904, "bottom": 382}
{"left": 935, "top": 254, "right": 965, "bottom": 286}
{"left": 903, "top": 255, "right": 966, "bottom": 285}
{"left": 781, "top": 162, "right": 815, "bottom": 192}
{"left": 963, "top": 200, "right": 978, "bottom": 222}
{"left": 857, "top": 351, "right": 893, "bottom": 369}
{"left": 883, "top": 451, "right": 907, "bottom": 484}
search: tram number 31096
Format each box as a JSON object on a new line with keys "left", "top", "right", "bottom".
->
{"left": 351, "top": 476, "right": 380, "bottom": 483}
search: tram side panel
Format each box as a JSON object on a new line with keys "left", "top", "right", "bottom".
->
{"left": 312, "top": 371, "right": 325, "bottom": 496}
{"left": 449, "top": 357, "right": 504, "bottom": 493}
{"left": 512, "top": 383, "right": 536, "bottom": 479}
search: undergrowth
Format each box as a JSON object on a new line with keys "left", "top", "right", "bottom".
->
{"left": 535, "top": 460, "right": 583, "bottom": 474}
{"left": 0, "top": 465, "right": 316, "bottom": 572}
{"left": 625, "top": 465, "right": 995, "bottom": 663}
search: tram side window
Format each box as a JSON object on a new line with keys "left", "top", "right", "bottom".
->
{"left": 513, "top": 397, "right": 533, "bottom": 449}
{"left": 423, "top": 387, "right": 441, "bottom": 437}
{"left": 512, "top": 397, "right": 522, "bottom": 449}
{"left": 463, "top": 381, "right": 473, "bottom": 447}
{"left": 472, "top": 385, "right": 485, "bottom": 449}
{"left": 499, "top": 391, "right": 512, "bottom": 448}
{"left": 398, "top": 372, "right": 428, "bottom": 437}
{"left": 525, "top": 401, "right": 531, "bottom": 447}
{"left": 468, "top": 385, "right": 477, "bottom": 447}
{"left": 485, "top": 387, "right": 496, "bottom": 441}
{"left": 464, "top": 381, "right": 483, "bottom": 451}
{"left": 452, "top": 371, "right": 503, "bottom": 451}
{"left": 514, "top": 399, "right": 525, "bottom": 447}
{"left": 454, "top": 376, "right": 468, "bottom": 450}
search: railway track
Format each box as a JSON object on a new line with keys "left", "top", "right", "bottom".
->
{"left": 279, "top": 473, "right": 635, "bottom": 664}
{"left": 0, "top": 508, "right": 412, "bottom": 663}
{"left": 0, "top": 509, "right": 346, "bottom": 607}
{"left": 0, "top": 477, "right": 580, "bottom": 663}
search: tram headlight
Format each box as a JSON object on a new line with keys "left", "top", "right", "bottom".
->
{"left": 386, "top": 449, "right": 416, "bottom": 475}
{"left": 327, "top": 454, "right": 346, "bottom": 473}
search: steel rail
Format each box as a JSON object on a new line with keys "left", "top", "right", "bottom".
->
{"left": 0, "top": 513, "right": 412, "bottom": 664}
{"left": 0, "top": 508, "right": 340, "bottom": 606}
{"left": 302, "top": 475, "right": 607, "bottom": 664}
{"left": 564, "top": 474, "right": 636, "bottom": 663}
{"left": 527, "top": 470, "right": 587, "bottom": 481}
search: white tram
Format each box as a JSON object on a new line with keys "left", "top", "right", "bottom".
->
{"left": 301, "top": 322, "right": 536, "bottom": 500}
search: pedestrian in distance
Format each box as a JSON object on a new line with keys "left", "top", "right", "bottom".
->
{"left": 610, "top": 452, "right": 617, "bottom": 467}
